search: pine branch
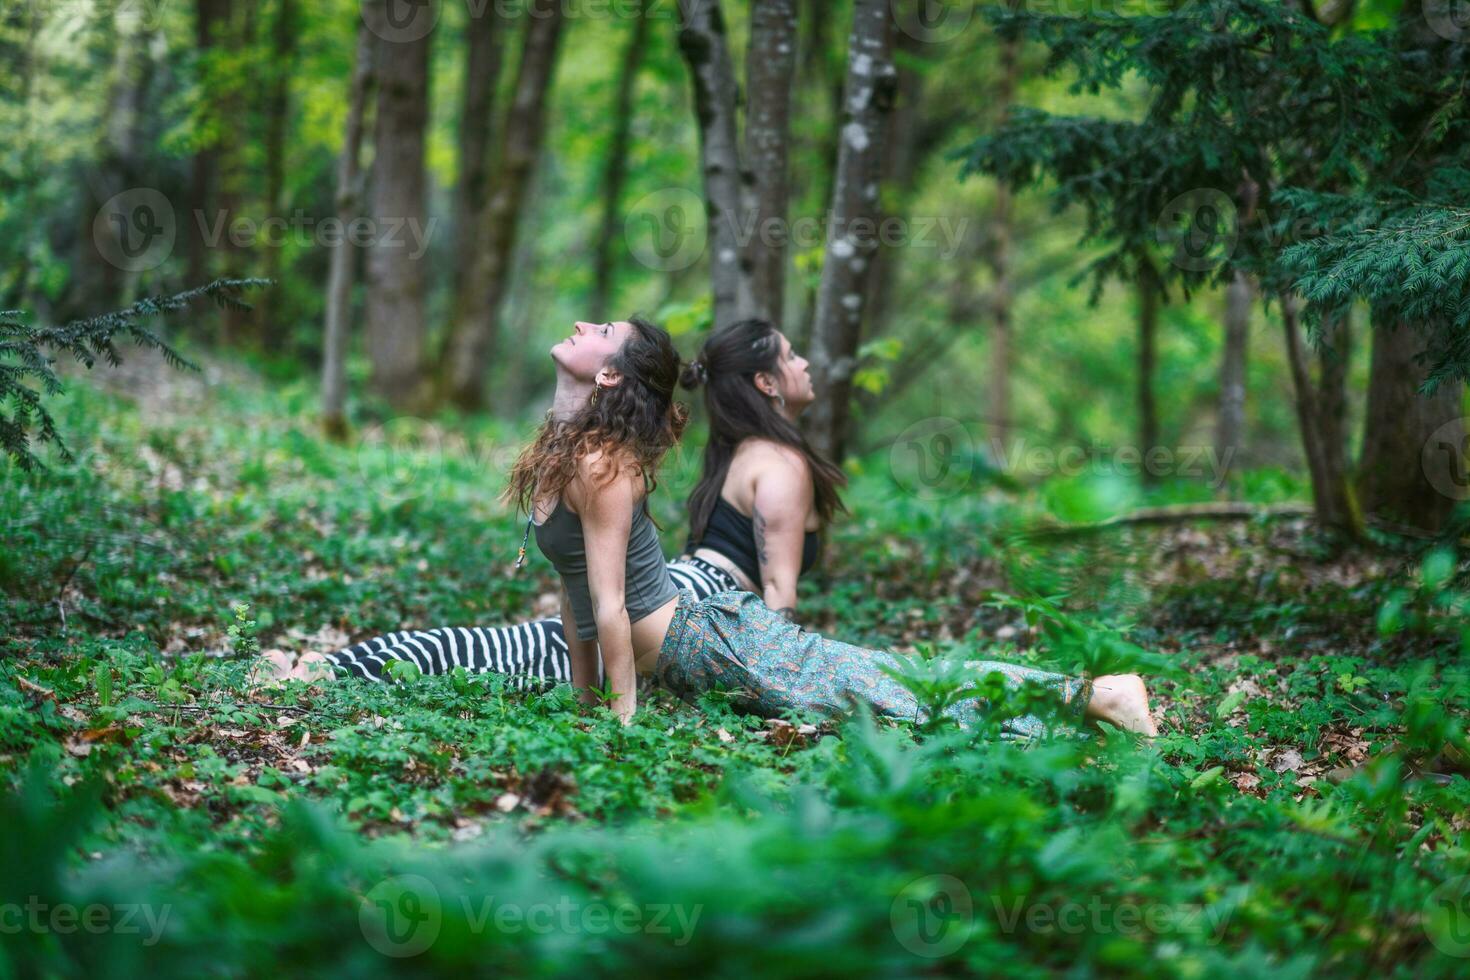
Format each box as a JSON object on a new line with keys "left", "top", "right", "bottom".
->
{"left": 1, "top": 278, "right": 270, "bottom": 473}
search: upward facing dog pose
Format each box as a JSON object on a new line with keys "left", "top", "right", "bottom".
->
{"left": 263, "top": 318, "right": 847, "bottom": 685}
{"left": 456, "top": 314, "right": 1158, "bottom": 735}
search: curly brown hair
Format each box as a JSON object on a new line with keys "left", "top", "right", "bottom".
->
{"left": 503, "top": 316, "right": 689, "bottom": 514}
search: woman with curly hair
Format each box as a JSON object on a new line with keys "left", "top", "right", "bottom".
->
{"left": 286, "top": 315, "right": 1158, "bottom": 736}
{"left": 269, "top": 317, "right": 848, "bottom": 685}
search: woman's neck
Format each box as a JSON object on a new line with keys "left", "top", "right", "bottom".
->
{"left": 549, "top": 371, "right": 595, "bottom": 421}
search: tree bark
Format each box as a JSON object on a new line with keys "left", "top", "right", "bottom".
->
{"left": 743, "top": 0, "right": 798, "bottom": 327}
{"left": 589, "top": 0, "right": 649, "bottom": 322}
{"left": 187, "top": 0, "right": 229, "bottom": 295}
{"left": 218, "top": 0, "right": 259, "bottom": 345}
{"left": 259, "top": 0, "right": 297, "bottom": 350}
{"left": 321, "top": 11, "right": 378, "bottom": 441}
{"left": 1137, "top": 271, "right": 1160, "bottom": 485}
{"left": 675, "top": 0, "right": 756, "bottom": 329}
{"left": 1316, "top": 311, "right": 1351, "bottom": 511}
{"left": 440, "top": 1, "right": 566, "bottom": 411}
{"left": 451, "top": 0, "right": 508, "bottom": 303}
{"left": 804, "top": 0, "right": 899, "bottom": 462}
{"left": 1357, "top": 313, "right": 1465, "bottom": 534}
{"left": 985, "top": 27, "right": 1021, "bottom": 454}
{"left": 364, "top": 0, "right": 434, "bottom": 411}
{"left": 1216, "top": 269, "right": 1252, "bottom": 467}
{"left": 1281, "top": 292, "right": 1364, "bottom": 536}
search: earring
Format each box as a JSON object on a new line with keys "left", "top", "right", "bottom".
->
{"left": 772, "top": 392, "right": 786, "bottom": 412}
{"left": 591, "top": 384, "right": 602, "bottom": 406}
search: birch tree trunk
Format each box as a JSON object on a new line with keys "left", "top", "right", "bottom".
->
{"left": 364, "top": 0, "right": 433, "bottom": 411}
{"left": 743, "top": 0, "right": 798, "bottom": 327}
{"left": 589, "top": 0, "right": 649, "bottom": 322}
{"left": 321, "top": 11, "right": 378, "bottom": 441}
{"left": 440, "top": 1, "right": 566, "bottom": 411}
{"left": 676, "top": 0, "right": 755, "bottom": 329}
{"left": 804, "top": 0, "right": 899, "bottom": 462}
{"left": 451, "top": 1, "right": 508, "bottom": 303}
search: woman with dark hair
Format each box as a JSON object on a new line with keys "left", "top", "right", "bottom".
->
{"left": 267, "top": 318, "right": 844, "bottom": 685}
{"left": 678, "top": 318, "right": 846, "bottom": 621}
{"left": 278, "top": 315, "right": 1160, "bottom": 738}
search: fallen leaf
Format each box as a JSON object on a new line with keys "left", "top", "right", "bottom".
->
{"left": 716, "top": 727, "right": 734, "bottom": 743}
{"left": 495, "top": 792, "right": 521, "bottom": 813}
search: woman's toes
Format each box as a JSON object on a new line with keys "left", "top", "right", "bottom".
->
{"left": 291, "top": 652, "right": 336, "bottom": 683}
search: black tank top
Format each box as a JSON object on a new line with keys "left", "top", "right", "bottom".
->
{"left": 685, "top": 495, "right": 820, "bottom": 586}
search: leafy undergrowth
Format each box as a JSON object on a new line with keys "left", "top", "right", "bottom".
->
{"left": 2, "top": 360, "right": 1468, "bottom": 976}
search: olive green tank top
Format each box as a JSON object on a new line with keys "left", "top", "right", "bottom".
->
{"left": 532, "top": 496, "right": 678, "bottom": 641}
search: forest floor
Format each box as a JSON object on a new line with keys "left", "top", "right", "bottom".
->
{"left": 2, "top": 349, "right": 1468, "bottom": 976}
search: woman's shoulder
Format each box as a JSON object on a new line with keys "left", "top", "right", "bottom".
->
{"left": 736, "top": 437, "right": 810, "bottom": 475}
{"left": 568, "top": 448, "right": 644, "bottom": 512}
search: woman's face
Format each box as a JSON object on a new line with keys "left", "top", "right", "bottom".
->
{"left": 552, "top": 320, "right": 633, "bottom": 382}
{"left": 767, "top": 331, "right": 815, "bottom": 412}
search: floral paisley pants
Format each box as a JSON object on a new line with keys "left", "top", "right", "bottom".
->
{"left": 653, "top": 588, "right": 1093, "bottom": 740}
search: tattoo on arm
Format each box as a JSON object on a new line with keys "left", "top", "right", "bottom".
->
{"left": 774, "top": 606, "right": 797, "bottom": 623}
{"left": 752, "top": 506, "right": 769, "bottom": 567}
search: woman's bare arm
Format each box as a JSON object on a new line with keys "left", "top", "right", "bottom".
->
{"left": 560, "top": 582, "right": 601, "bottom": 705}
{"left": 750, "top": 445, "right": 814, "bottom": 621}
{"left": 574, "top": 459, "right": 639, "bottom": 723}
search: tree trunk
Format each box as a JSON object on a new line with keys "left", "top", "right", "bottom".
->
{"left": 219, "top": 0, "right": 258, "bottom": 345}
{"left": 986, "top": 27, "right": 1021, "bottom": 454}
{"left": 451, "top": 0, "right": 508, "bottom": 303}
{"left": 187, "top": 0, "right": 229, "bottom": 295}
{"left": 259, "top": 0, "right": 297, "bottom": 350}
{"left": 1316, "top": 311, "right": 1351, "bottom": 511}
{"left": 804, "top": 0, "right": 899, "bottom": 462}
{"left": 1281, "top": 292, "right": 1364, "bottom": 536}
{"left": 743, "top": 0, "right": 798, "bottom": 327}
{"left": 321, "top": 11, "right": 378, "bottom": 441}
{"left": 364, "top": 0, "right": 434, "bottom": 411}
{"left": 675, "top": 0, "right": 756, "bottom": 329}
{"left": 1137, "top": 272, "right": 1159, "bottom": 485}
{"left": 440, "top": 1, "right": 566, "bottom": 411}
{"left": 589, "top": 0, "right": 649, "bottom": 322}
{"left": 1216, "top": 269, "right": 1251, "bottom": 468}
{"left": 64, "top": 5, "right": 155, "bottom": 321}
{"left": 1357, "top": 313, "right": 1465, "bottom": 534}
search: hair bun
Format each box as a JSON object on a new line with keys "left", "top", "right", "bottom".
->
{"left": 680, "top": 357, "right": 710, "bottom": 390}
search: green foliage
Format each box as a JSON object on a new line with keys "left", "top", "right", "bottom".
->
{"left": 0, "top": 279, "right": 267, "bottom": 471}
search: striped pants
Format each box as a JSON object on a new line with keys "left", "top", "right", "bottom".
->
{"left": 321, "top": 556, "right": 741, "bottom": 684}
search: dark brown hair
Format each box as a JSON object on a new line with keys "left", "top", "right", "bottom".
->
{"left": 679, "top": 318, "right": 847, "bottom": 542}
{"left": 504, "top": 316, "right": 688, "bottom": 512}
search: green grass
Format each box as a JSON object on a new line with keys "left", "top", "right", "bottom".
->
{"left": 2, "top": 367, "right": 1468, "bottom": 977}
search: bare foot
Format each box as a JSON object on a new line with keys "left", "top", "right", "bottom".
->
{"left": 1085, "top": 674, "right": 1158, "bottom": 736}
{"left": 259, "top": 649, "right": 295, "bottom": 682}
{"left": 290, "top": 652, "right": 336, "bottom": 683}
